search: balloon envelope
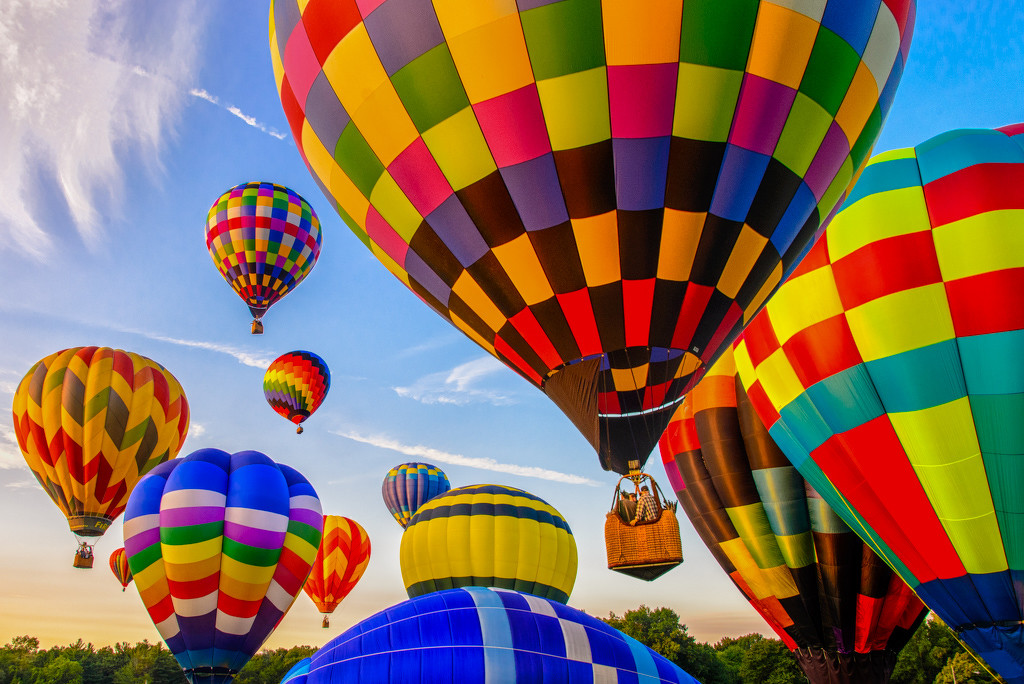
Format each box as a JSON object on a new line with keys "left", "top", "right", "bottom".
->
{"left": 400, "top": 484, "right": 577, "bottom": 603}
{"left": 381, "top": 461, "right": 451, "bottom": 528}
{"left": 205, "top": 181, "right": 322, "bottom": 330}
{"left": 659, "top": 349, "right": 926, "bottom": 684}
{"left": 12, "top": 347, "right": 189, "bottom": 540}
{"left": 275, "top": 587, "right": 700, "bottom": 684}
{"left": 123, "top": 448, "right": 323, "bottom": 684}
{"left": 109, "top": 547, "right": 133, "bottom": 591}
{"left": 303, "top": 515, "right": 371, "bottom": 623}
{"left": 263, "top": 350, "right": 331, "bottom": 432}
{"left": 269, "top": 0, "right": 916, "bottom": 474}
{"left": 734, "top": 125, "right": 1024, "bottom": 682}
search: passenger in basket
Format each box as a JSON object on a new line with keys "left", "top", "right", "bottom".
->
{"left": 631, "top": 485, "right": 659, "bottom": 526}
{"left": 618, "top": 489, "right": 637, "bottom": 523}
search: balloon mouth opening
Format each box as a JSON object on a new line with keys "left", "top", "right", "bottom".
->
{"left": 289, "top": 410, "right": 310, "bottom": 422}
{"left": 69, "top": 515, "right": 111, "bottom": 537}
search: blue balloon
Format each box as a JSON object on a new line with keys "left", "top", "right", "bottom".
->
{"left": 277, "top": 587, "right": 700, "bottom": 683}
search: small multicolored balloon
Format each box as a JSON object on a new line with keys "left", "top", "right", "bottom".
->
{"left": 303, "top": 515, "right": 371, "bottom": 628}
{"left": 400, "top": 484, "right": 577, "bottom": 603}
{"left": 109, "top": 547, "right": 132, "bottom": 592}
{"left": 381, "top": 462, "right": 451, "bottom": 528}
{"left": 263, "top": 351, "right": 330, "bottom": 434}
{"left": 123, "top": 448, "right": 323, "bottom": 684}
{"left": 278, "top": 587, "right": 700, "bottom": 684}
{"left": 205, "top": 181, "right": 322, "bottom": 334}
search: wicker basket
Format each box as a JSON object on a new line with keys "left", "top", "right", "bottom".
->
{"left": 605, "top": 473, "right": 683, "bottom": 581}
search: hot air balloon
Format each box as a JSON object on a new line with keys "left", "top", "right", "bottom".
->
{"left": 263, "top": 350, "right": 330, "bottom": 434}
{"left": 205, "top": 181, "right": 322, "bottom": 334}
{"left": 276, "top": 587, "right": 701, "bottom": 684}
{"left": 269, "top": 0, "right": 916, "bottom": 474}
{"left": 303, "top": 515, "right": 371, "bottom": 628}
{"left": 109, "top": 547, "right": 133, "bottom": 592}
{"left": 11, "top": 347, "right": 190, "bottom": 567}
{"left": 660, "top": 349, "right": 926, "bottom": 684}
{"left": 122, "top": 448, "right": 323, "bottom": 684}
{"left": 381, "top": 461, "right": 451, "bottom": 528}
{"left": 733, "top": 124, "right": 1024, "bottom": 683}
{"left": 400, "top": 484, "right": 577, "bottom": 603}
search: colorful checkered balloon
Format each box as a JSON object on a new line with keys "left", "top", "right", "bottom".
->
{"left": 279, "top": 587, "right": 701, "bottom": 684}
{"left": 734, "top": 125, "right": 1024, "bottom": 683}
{"left": 263, "top": 350, "right": 330, "bottom": 434}
{"left": 270, "top": 0, "right": 916, "bottom": 474}
{"left": 123, "top": 448, "right": 323, "bottom": 684}
{"left": 12, "top": 347, "right": 190, "bottom": 545}
{"left": 381, "top": 461, "right": 451, "bottom": 528}
{"left": 205, "top": 181, "right": 321, "bottom": 333}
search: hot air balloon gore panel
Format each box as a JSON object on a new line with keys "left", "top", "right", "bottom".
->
{"left": 734, "top": 124, "right": 1024, "bottom": 682}
{"left": 270, "top": 0, "right": 916, "bottom": 397}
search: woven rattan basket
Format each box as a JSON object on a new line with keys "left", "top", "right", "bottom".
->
{"left": 605, "top": 473, "right": 683, "bottom": 581}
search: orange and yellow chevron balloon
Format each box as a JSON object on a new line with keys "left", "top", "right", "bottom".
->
{"left": 303, "top": 515, "right": 371, "bottom": 628}
{"left": 11, "top": 347, "right": 190, "bottom": 557}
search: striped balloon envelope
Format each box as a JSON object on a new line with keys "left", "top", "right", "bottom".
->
{"left": 733, "top": 125, "right": 1024, "bottom": 682}
{"left": 400, "top": 484, "right": 577, "bottom": 603}
{"left": 11, "top": 347, "right": 190, "bottom": 562}
{"left": 659, "top": 349, "right": 926, "bottom": 684}
{"left": 381, "top": 461, "right": 451, "bottom": 528}
{"left": 263, "top": 350, "right": 331, "bottom": 434}
{"left": 122, "top": 448, "right": 323, "bottom": 684}
{"left": 303, "top": 515, "right": 371, "bottom": 628}
{"left": 269, "top": 0, "right": 917, "bottom": 476}
{"left": 109, "top": 547, "right": 133, "bottom": 591}
{"left": 277, "top": 587, "right": 700, "bottom": 684}
{"left": 205, "top": 182, "right": 322, "bottom": 334}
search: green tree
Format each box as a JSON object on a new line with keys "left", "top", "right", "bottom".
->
{"left": 934, "top": 651, "right": 999, "bottom": 684}
{"left": 32, "top": 655, "right": 83, "bottom": 684}
{"left": 739, "top": 638, "right": 805, "bottom": 684}
{"left": 235, "top": 646, "right": 316, "bottom": 684}
{"left": 713, "top": 634, "right": 767, "bottom": 684}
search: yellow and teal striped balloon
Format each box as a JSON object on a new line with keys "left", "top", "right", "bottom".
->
{"left": 399, "top": 484, "right": 577, "bottom": 603}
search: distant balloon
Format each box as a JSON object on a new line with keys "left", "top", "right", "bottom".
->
{"left": 400, "top": 484, "right": 577, "bottom": 603}
{"left": 274, "top": 587, "right": 700, "bottom": 684}
{"left": 660, "top": 349, "right": 926, "bottom": 684}
{"left": 123, "top": 448, "right": 323, "bottom": 684}
{"left": 11, "top": 347, "right": 190, "bottom": 566}
{"left": 109, "top": 548, "right": 133, "bottom": 592}
{"left": 270, "top": 0, "right": 916, "bottom": 474}
{"left": 734, "top": 125, "right": 1024, "bottom": 683}
{"left": 205, "top": 181, "right": 322, "bottom": 334}
{"left": 381, "top": 462, "right": 451, "bottom": 528}
{"left": 263, "top": 351, "right": 330, "bottom": 434}
{"left": 303, "top": 515, "right": 371, "bottom": 628}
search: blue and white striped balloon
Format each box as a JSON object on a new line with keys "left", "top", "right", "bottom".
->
{"left": 277, "top": 587, "right": 700, "bottom": 683}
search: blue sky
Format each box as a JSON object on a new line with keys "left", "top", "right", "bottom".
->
{"left": 0, "top": 0, "right": 1022, "bottom": 652}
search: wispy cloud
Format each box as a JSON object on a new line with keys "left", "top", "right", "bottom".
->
{"left": 394, "top": 357, "right": 517, "bottom": 406}
{"left": 333, "top": 429, "right": 600, "bottom": 486}
{"left": 114, "top": 326, "right": 274, "bottom": 368}
{"left": 5, "top": 480, "right": 37, "bottom": 489}
{"left": 0, "top": 425, "right": 27, "bottom": 470}
{"left": 188, "top": 423, "right": 206, "bottom": 439}
{"left": 190, "top": 88, "right": 287, "bottom": 140}
{"left": 0, "top": 1, "right": 204, "bottom": 257}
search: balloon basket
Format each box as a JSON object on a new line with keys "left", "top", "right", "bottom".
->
{"left": 251, "top": 319, "right": 264, "bottom": 335}
{"left": 296, "top": 426, "right": 304, "bottom": 434}
{"left": 605, "top": 473, "right": 682, "bottom": 581}
{"left": 73, "top": 551, "right": 94, "bottom": 569}
{"left": 322, "top": 615, "right": 330, "bottom": 629}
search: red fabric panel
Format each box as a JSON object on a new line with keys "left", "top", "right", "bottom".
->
{"left": 854, "top": 594, "right": 883, "bottom": 653}
{"left": 508, "top": 308, "right": 562, "bottom": 370}
{"left": 167, "top": 573, "right": 219, "bottom": 600}
{"left": 278, "top": 77, "right": 308, "bottom": 147}
{"left": 597, "top": 389, "right": 621, "bottom": 414}
{"left": 301, "top": 0, "right": 362, "bottom": 66}
{"left": 782, "top": 315, "right": 863, "bottom": 389}
{"left": 831, "top": 231, "right": 942, "bottom": 310}
{"left": 997, "top": 123, "right": 1024, "bottom": 136}
{"left": 218, "top": 593, "right": 262, "bottom": 619}
{"left": 670, "top": 283, "right": 713, "bottom": 350}
{"left": 791, "top": 234, "right": 832, "bottom": 279}
{"left": 495, "top": 337, "right": 543, "bottom": 385}
{"left": 557, "top": 289, "right": 602, "bottom": 357}
{"left": 881, "top": 0, "right": 915, "bottom": 38}
{"left": 924, "top": 162, "right": 1024, "bottom": 227}
{"left": 622, "top": 279, "right": 656, "bottom": 348}
{"left": 812, "top": 418, "right": 965, "bottom": 583}
{"left": 737, "top": 314, "right": 781, "bottom": 369}
{"left": 705, "top": 301, "right": 743, "bottom": 364}
{"left": 744, "top": 380, "right": 781, "bottom": 430}
{"left": 946, "top": 267, "right": 1024, "bottom": 337}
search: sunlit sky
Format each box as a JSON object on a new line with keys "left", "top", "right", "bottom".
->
{"left": 1, "top": 0, "right": 1022, "bottom": 654}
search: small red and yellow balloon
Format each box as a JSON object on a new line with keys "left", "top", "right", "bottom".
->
{"left": 303, "top": 516, "right": 371, "bottom": 628}
{"left": 109, "top": 547, "right": 132, "bottom": 591}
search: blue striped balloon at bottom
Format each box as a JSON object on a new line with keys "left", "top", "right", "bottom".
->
{"left": 279, "top": 587, "right": 700, "bottom": 683}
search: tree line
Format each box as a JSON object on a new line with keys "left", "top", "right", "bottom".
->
{"left": 0, "top": 609, "right": 1001, "bottom": 683}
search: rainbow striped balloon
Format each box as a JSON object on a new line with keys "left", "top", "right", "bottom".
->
{"left": 381, "top": 462, "right": 451, "bottom": 528}
{"left": 122, "top": 448, "right": 323, "bottom": 684}
{"left": 109, "top": 547, "right": 132, "bottom": 591}
{"left": 263, "top": 351, "right": 330, "bottom": 434}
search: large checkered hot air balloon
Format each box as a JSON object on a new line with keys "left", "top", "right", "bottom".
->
{"left": 733, "top": 125, "right": 1024, "bottom": 683}
{"left": 205, "top": 182, "right": 322, "bottom": 334}
{"left": 11, "top": 347, "right": 190, "bottom": 567}
{"left": 269, "top": 0, "right": 916, "bottom": 474}
{"left": 122, "top": 448, "right": 323, "bottom": 684}
{"left": 263, "top": 350, "right": 331, "bottom": 434}
{"left": 303, "top": 515, "right": 371, "bottom": 628}
{"left": 659, "top": 349, "right": 926, "bottom": 684}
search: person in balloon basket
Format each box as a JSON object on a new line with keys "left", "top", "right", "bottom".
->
{"left": 631, "top": 486, "right": 658, "bottom": 525}
{"left": 618, "top": 490, "right": 638, "bottom": 523}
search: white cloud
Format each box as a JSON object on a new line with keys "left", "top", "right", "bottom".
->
{"left": 188, "top": 423, "right": 206, "bottom": 439}
{"left": 333, "top": 429, "right": 600, "bottom": 487}
{"left": 114, "top": 326, "right": 274, "bottom": 368}
{"left": 0, "top": 425, "right": 27, "bottom": 470}
{"left": 0, "top": 1, "right": 204, "bottom": 257}
{"left": 394, "top": 356, "right": 517, "bottom": 406}
{"left": 4, "top": 480, "right": 37, "bottom": 489}
{"left": 190, "top": 88, "right": 287, "bottom": 140}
